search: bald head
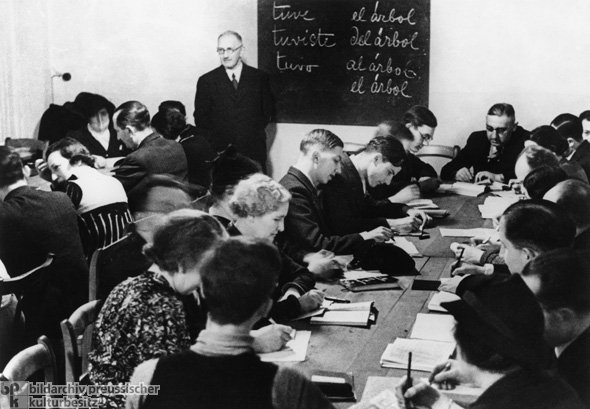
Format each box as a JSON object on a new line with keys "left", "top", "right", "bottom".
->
{"left": 544, "top": 179, "right": 590, "bottom": 232}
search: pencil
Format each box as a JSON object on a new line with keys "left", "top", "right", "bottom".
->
{"left": 456, "top": 247, "right": 465, "bottom": 268}
{"left": 405, "top": 352, "right": 413, "bottom": 390}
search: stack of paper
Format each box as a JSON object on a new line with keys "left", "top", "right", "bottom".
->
{"left": 428, "top": 291, "right": 461, "bottom": 313}
{"left": 311, "top": 301, "right": 374, "bottom": 326}
{"left": 407, "top": 199, "right": 439, "bottom": 209}
{"left": 380, "top": 338, "right": 456, "bottom": 372}
{"left": 478, "top": 196, "right": 519, "bottom": 219}
{"left": 439, "top": 228, "right": 496, "bottom": 238}
{"left": 437, "top": 182, "right": 487, "bottom": 197}
{"left": 410, "top": 313, "right": 456, "bottom": 343}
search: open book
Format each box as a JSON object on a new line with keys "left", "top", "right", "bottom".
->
{"left": 311, "top": 301, "right": 374, "bottom": 327}
{"left": 438, "top": 182, "right": 487, "bottom": 197}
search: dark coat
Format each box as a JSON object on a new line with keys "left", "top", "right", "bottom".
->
{"left": 557, "top": 325, "right": 590, "bottom": 407}
{"left": 570, "top": 139, "right": 590, "bottom": 181}
{"left": 0, "top": 186, "right": 89, "bottom": 340}
{"left": 113, "top": 133, "right": 188, "bottom": 194}
{"left": 193, "top": 64, "right": 273, "bottom": 169}
{"left": 178, "top": 125, "right": 215, "bottom": 189}
{"left": 369, "top": 153, "right": 437, "bottom": 199}
{"left": 279, "top": 167, "right": 364, "bottom": 256}
{"left": 574, "top": 227, "right": 590, "bottom": 251}
{"left": 441, "top": 126, "right": 529, "bottom": 181}
{"left": 470, "top": 368, "right": 584, "bottom": 409}
{"left": 321, "top": 154, "right": 407, "bottom": 235}
{"left": 67, "top": 127, "right": 130, "bottom": 158}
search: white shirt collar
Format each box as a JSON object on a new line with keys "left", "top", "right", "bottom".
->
{"left": 225, "top": 61, "right": 243, "bottom": 82}
{"left": 87, "top": 124, "right": 110, "bottom": 151}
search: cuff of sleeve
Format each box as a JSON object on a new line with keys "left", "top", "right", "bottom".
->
{"left": 483, "top": 263, "right": 494, "bottom": 275}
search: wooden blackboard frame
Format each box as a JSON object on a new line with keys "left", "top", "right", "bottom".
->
{"left": 258, "top": 0, "right": 430, "bottom": 126}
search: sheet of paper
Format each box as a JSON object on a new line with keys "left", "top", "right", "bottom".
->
{"left": 428, "top": 291, "right": 461, "bottom": 313}
{"left": 439, "top": 228, "right": 496, "bottom": 238}
{"left": 407, "top": 199, "right": 439, "bottom": 209}
{"left": 258, "top": 330, "right": 311, "bottom": 362}
{"left": 311, "top": 310, "right": 372, "bottom": 326}
{"left": 380, "top": 338, "right": 456, "bottom": 372}
{"left": 410, "top": 313, "right": 456, "bottom": 343}
{"left": 343, "top": 270, "right": 387, "bottom": 280}
{"left": 478, "top": 197, "right": 519, "bottom": 219}
{"left": 328, "top": 301, "right": 373, "bottom": 311}
{"left": 491, "top": 190, "right": 527, "bottom": 199}
{"left": 388, "top": 237, "right": 421, "bottom": 257}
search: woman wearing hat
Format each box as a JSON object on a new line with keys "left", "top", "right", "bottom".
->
{"left": 66, "top": 92, "right": 130, "bottom": 164}
{"left": 397, "top": 274, "right": 584, "bottom": 409}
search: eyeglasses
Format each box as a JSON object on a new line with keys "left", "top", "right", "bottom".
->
{"left": 417, "top": 130, "right": 433, "bottom": 143}
{"left": 216, "top": 45, "right": 243, "bottom": 55}
{"left": 486, "top": 126, "right": 510, "bottom": 135}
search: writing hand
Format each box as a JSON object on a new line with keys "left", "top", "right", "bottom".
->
{"left": 396, "top": 376, "right": 448, "bottom": 409}
{"left": 388, "top": 184, "right": 421, "bottom": 204}
{"left": 388, "top": 216, "right": 421, "bottom": 234}
{"left": 454, "top": 167, "right": 473, "bottom": 182}
{"left": 407, "top": 208, "right": 432, "bottom": 228}
{"left": 251, "top": 324, "right": 293, "bottom": 353}
{"left": 475, "top": 171, "right": 503, "bottom": 184}
{"left": 298, "top": 289, "right": 325, "bottom": 313}
{"left": 449, "top": 243, "right": 484, "bottom": 265}
{"left": 429, "top": 360, "right": 464, "bottom": 390}
{"left": 360, "top": 226, "right": 393, "bottom": 242}
{"left": 438, "top": 275, "right": 466, "bottom": 293}
{"left": 452, "top": 264, "right": 487, "bottom": 277}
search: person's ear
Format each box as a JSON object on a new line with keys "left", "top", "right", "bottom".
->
{"left": 567, "top": 137, "right": 576, "bottom": 148}
{"left": 522, "top": 247, "right": 537, "bottom": 261}
{"left": 512, "top": 121, "right": 519, "bottom": 131}
{"left": 23, "top": 165, "right": 31, "bottom": 178}
{"left": 125, "top": 125, "right": 135, "bottom": 136}
{"left": 373, "top": 153, "right": 383, "bottom": 165}
{"left": 311, "top": 150, "right": 320, "bottom": 164}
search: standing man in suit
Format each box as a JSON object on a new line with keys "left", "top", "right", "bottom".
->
{"left": 194, "top": 31, "right": 273, "bottom": 172}
{"left": 441, "top": 103, "right": 528, "bottom": 183}
{"left": 112, "top": 101, "right": 188, "bottom": 194}
{"left": 0, "top": 147, "right": 88, "bottom": 341}
{"left": 521, "top": 249, "right": 590, "bottom": 407}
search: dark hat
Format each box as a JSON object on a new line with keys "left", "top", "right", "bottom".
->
{"left": 441, "top": 274, "right": 553, "bottom": 369}
{"left": 209, "top": 145, "right": 261, "bottom": 197}
{"left": 66, "top": 92, "right": 115, "bottom": 121}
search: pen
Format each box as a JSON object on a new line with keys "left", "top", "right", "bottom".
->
{"left": 324, "top": 296, "right": 350, "bottom": 303}
{"left": 404, "top": 352, "right": 413, "bottom": 395}
{"left": 451, "top": 247, "right": 465, "bottom": 274}
{"left": 481, "top": 235, "right": 491, "bottom": 245}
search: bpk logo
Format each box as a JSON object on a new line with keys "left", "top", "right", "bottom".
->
{"left": 0, "top": 381, "right": 28, "bottom": 409}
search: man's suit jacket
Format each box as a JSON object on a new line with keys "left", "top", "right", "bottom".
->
{"left": 441, "top": 126, "right": 529, "bottom": 181}
{"left": 322, "top": 154, "right": 407, "bottom": 235}
{"left": 113, "top": 133, "right": 188, "bottom": 193}
{"left": 193, "top": 64, "right": 273, "bottom": 168}
{"left": 279, "top": 167, "right": 365, "bottom": 256}
{"left": 0, "top": 186, "right": 88, "bottom": 340}
{"left": 369, "top": 153, "right": 437, "bottom": 199}
{"left": 570, "top": 139, "right": 590, "bottom": 181}
{"left": 557, "top": 325, "right": 590, "bottom": 407}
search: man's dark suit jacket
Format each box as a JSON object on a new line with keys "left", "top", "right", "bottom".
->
{"left": 113, "top": 133, "right": 188, "bottom": 194}
{"left": 557, "top": 325, "right": 590, "bottom": 407}
{"left": 570, "top": 139, "right": 590, "bottom": 181}
{"left": 369, "top": 153, "right": 437, "bottom": 199}
{"left": 67, "top": 127, "right": 130, "bottom": 158}
{"left": 194, "top": 64, "right": 273, "bottom": 169}
{"left": 279, "top": 167, "right": 365, "bottom": 256}
{"left": 322, "top": 154, "right": 407, "bottom": 235}
{"left": 441, "top": 126, "right": 529, "bottom": 181}
{"left": 0, "top": 186, "right": 88, "bottom": 340}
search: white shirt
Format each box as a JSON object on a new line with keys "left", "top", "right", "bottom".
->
{"left": 225, "top": 61, "right": 243, "bottom": 83}
{"left": 88, "top": 124, "right": 110, "bottom": 151}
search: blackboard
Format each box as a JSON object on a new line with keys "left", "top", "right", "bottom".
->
{"left": 258, "top": 0, "right": 430, "bottom": 126}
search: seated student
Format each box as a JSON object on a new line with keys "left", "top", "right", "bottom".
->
{"left": 228, "top": 174, "right": 327, "bottom": 320}
{"left": 369, "top": 107, "right": 441, "bottom": 202}
{"left": 127, "top": 237, "right": 335, "bottom": 409}
{"left": 89, "top": 210, "right": 227, "bottom": 409}
{"left": 322, "top": 135, "right": 430, "bottom": 237}
{"left": 514, "top": 144, "right": 560, "bottom": 185}
{"left": 66, "top": 92, "right": 130, "bottom": 165}
{"left": 112, "top": 101, "right": 188, "bottom": 194}
{"left": 441, "top": 103, "right": 528, "bottom": 183}
{"left": 580, "top": 110, "right": 590, "bottom": 140}
{"left": 193, "top": 145, "right": 261, "bottom": 227}
{"left": 544, "top": 179, "right": 590, "bottom": 250}
{"left": 0, "top": 147, "right": 88, "bottom": 341}
{"left": 522, "top": 165, "right": 568, "bottom": 199}
{"left": 44, "top": 138, "right": 132, "bottom": 258}
{"left": 448, "top": 200, "right": 575, "bottom": 283}
{"left": 521, "top": 249, "right": 590, "bottom": 408}
{"left": 151, "top": 101, "right": 215, "bottom": 189}
{"left": 279, "top": 129, "right": 393, "bottom": 258}
{"left": 526, "top": 125, "right": 588, "bottom": 183}
{"left": 553, "top": 113, "right": 590, "bottom": 181}
{"left": 397, "top": 274, "right": 584, "bottom": 409}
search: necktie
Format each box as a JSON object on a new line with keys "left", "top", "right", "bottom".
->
{"left": 232, "top": 73, "right": 238, "bottom": 90}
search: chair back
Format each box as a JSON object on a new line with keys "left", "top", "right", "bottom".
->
{"left": 5, "top": 138, "right": 49, "bottom": 170}
{"left": 60, "top": 299, "right": 104, "bottom": 384}
{"left": 88, "top": 234, "right": 150, "bottom": 301}
{"left": 0, "top": 254, "right": 55, "bottom": 358}
{"left": 0, "top": 336, "right": 57, "bottom": 409}
{"left": 343, "top": 142, "right": 366, "bottom": 155}
{"left": 415, "top": 144, "right": 461, "bottom": 175}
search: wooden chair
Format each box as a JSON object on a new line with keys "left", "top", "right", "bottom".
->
{"left": 88, "top": 234, "right": 150, "bottom": 301}
{"left": 343, "top": 141, "right": 366, "bottom": 155}
{"left": 415, "top": 144, "right": 461, "bottom": 159}
{"left": 0, "top": 254, "right": 55, "bottom": 359}
{"left": 0, "top": 335, "right": 57, "bottom": 408}
{"left": 5, "top": 138, "right": 49, "bottom": 169}
{"left": 60, "top": 299, "right": 104, "bottom": 384}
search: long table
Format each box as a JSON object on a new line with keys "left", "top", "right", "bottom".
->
{"left": 284, "top": 193, "right": 489, "bottom": 406}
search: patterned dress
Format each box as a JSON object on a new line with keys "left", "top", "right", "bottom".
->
{"left": 89, "top": 270, "right": 192, "bottom": 409}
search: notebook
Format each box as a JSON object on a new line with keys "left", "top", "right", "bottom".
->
{"left": 380, "top": 338, "right": 456, "bottom": 372}
{"left": 339, "top": 275, "right": 401, "bottom": 292}
{"left": 311, "top": 301, "right": 374, "bottom": 326}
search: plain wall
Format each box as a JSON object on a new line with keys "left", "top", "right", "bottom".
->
{"left": 5, "top": 0, "right": 590, "bottom": 179}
